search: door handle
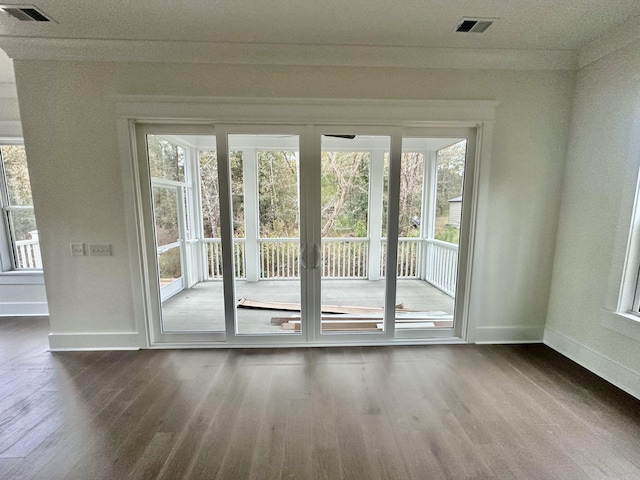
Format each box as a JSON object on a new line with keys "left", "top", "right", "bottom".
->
{"left": 313, "top": 243, "right": 321, "bottom": 269}
{"left": 300, "top": 243, "right": 321, "bottom": 269}
{"left": 300, "top": 243, "right": 307, "bottom": 269}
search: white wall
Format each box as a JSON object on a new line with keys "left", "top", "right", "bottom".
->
{"left": 545, "top": 39, "right": 640, "bottom": 398}
{"left": 10, "top": 61, "right": 574, "bottom": 348}
{"left": 0, "top": 274, "right": 48, "bottom": 316}
{"left": 0, "top": 49, "right": 48, "bottom": 317}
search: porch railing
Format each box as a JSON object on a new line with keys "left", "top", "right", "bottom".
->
{"left": 15, "top": 239, "right": 42, "bottom": 269}
{"left": 201, "top": 236, "right": 458, "bottom": 297}
{"left": 423, "top": 239, "right": 458, "bottom": 297}
{"left": 322, "top": 238, "right": 368, "bottom": 279}
{"left": 204, "top": 238, "right": 245, "bottom": 280}
{"left": 259, "top": 238, "right": 299, "bottom": 279}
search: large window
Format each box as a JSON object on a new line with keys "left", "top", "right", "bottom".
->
{"left": 0, "top": 143, "right": 41, "bottom": 270}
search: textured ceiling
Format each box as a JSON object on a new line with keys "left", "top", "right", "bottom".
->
{"left": 0, "top": 0, "right": 638, "bottom": 51}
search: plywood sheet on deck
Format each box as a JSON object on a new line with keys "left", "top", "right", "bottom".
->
{"left": 237, "top": 298, "right": 401, "bottom": 316}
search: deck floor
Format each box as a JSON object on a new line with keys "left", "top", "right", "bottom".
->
{"left": 161, "top": 278, "right": 454, "bottom": 333}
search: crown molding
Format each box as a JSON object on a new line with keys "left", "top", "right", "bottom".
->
{"left": 579, "top": 13, "right": 640, "bottom": 68}
{"left": 114, "top": 96, "right": 498, "bottom": 125}
{"left": 0, "top": 36, "right": 578, "bottom": 71}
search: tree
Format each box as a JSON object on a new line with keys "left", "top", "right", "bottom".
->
{"left": 147, "top": 135, "right": 185, "bottom": 182}
{"left": 397, "top": 152, "right": 424, "bottom": 238}
{"left": 435, "top": 140, "right": 466, "bottom": 217}
{"left": 1, "top": 145, "right": 37, "bottom": 241}
{"left": 434, "top": 140, "right": 466, "bottom": 244}
{"left": 258, "top": 150, "right": 299, "bottom": 238}
{"left": 321, "top": 151, "right": 369, "bottom": 237}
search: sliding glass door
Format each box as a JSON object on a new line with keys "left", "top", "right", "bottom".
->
{"left": 137, "top": 124, "right": 475, "bottom": 345}
{"left": 226, "top": 133, "right": 304, "bottom": 339}
{"left": 315, "top": 133, "right": 393, "bottom": 340}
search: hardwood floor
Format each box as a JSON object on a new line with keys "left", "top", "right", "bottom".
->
{"left": 0, "top": 316, "right": 639, "bottom": 479}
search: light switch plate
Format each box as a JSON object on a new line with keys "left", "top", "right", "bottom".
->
{"left": 88, "top": 243, "right": 112, "bottom": 256}
{"left": 70, "top": 243, "right": 85, "bottom": 256}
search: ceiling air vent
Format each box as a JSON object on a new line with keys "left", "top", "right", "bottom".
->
{"left": 455, "top": 18, "right": 494, "bottom": 33}
{"left": 0, "top": 5, "right": 52, "bottom": 21}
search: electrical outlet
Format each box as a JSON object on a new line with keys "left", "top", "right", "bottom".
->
{"left": 88, "top": 243, "right": 112, "bottom": 256}
{"left": 70, "top": 243, "right": 85, "bottom": 256}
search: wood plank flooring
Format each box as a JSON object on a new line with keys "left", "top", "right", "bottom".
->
{"left": 0, "top": 316, "right": 639, "bottom": 479}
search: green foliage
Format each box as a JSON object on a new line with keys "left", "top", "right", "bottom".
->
{"left": 152, "top": 186, "right": 179, "bottom": 247}
{"left": 435, "top": 224, "right": 460, "bottom": 244}
{"left": 199, "top": 150, "right": 220, "bottom": 238}
{"left": 154, "top": 135, "right": 467, "bottom": 281}
{"left": 258, "top": 150, "right": 299, "bottom": 238}
{"left": 321, "top": 151, "right": 369, "bottom": 238}
{"left": 1, "top": 146, "right": 33, "bottom": 206}
{"left": 199, "top": 150, "right": 245, "bottom": 238}
{"left": 398, "top": 152, "right": 424, "bottom": 238}
{"left": 147, "top": 135, "right": 185, "bottom": 182}
{"left": 1, "top": 146, "right": 37, "bottom": 241}
{"left": 436, "top": 140, "right": 466, "bottom": 218}
{"left": 158, "top": 247, "right": 181, "bottom": 281}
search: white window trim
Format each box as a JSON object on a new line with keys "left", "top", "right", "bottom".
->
{"left": 116, "top": 96, "right": 497, "bottom": 348}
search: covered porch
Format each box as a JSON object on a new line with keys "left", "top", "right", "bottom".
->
{"left": 150, "top": 132, "right": 465, "bottom": 337}
{"left": 162, "top": 278, "right": 454, "bottom": 334}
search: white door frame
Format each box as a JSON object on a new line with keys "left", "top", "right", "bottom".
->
{"left": 216, "top": 124, "right": 310, "bottom": 344}
{"left": 134, "top": 123, "right": 226, "bottom": 345}
{"left": 117, "top": 97, "right": 496, "bottom": 348}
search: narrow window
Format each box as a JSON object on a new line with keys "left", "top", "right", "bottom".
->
{"left": 0, "top": 144, "right": 41, "bottom": 270}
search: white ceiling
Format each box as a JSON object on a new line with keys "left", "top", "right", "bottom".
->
{"left": 0, "top": 0, "right": 638, "bottom": 51}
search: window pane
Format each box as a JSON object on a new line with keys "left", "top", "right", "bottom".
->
{"left": 320, "top": 136, "right": 387, "bottom": 336}
{"left": 199, "top": 150, "right": 220, "bottom": 238}
{"left": 158, "top": 247, "right": 182, "bottom": 283}
{"left": 394, "top": 137, "right": 467, "bottom": 336}
{"left": 398, "top": 152, "right": 424, "bottom": 238}
{"left": 227, "top": 135, "right": 302, "bottom": 335}
{"left": 435, "top": 140, "right": 466, "bottom": 245}
{"left": 200, "top": 150, "right": 245, "bottom": 238}
{"left": 9, "top": 210, "right": 41, "bottom": 269}
{"left": 320, "top": 151, "right": 369, "bottom": 238}
{"left": 258, "top": 150, "right": 299, "bottom": 238}
{"left": 1, "top": 145, "right": 33, "bottom": 206}
{"left": 147, "top": 135, "right": 185, "bottom": 182}
{"left": 152, "top": 186, "right": 179, "bottom": 247}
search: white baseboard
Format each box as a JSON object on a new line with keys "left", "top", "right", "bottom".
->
{"left": 544, "top": 327, "right": 640, "bottom": 400}
{"left": 0, "top": 302, "right": 49, "bottom": 316}
{"left": 48, "top": 332, "right": 142, "bottom": 351}
{"left": 473, "top": 325, "right": 545, "bottom": 344}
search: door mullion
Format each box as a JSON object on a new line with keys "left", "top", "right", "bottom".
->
{"left": 384, "top": 129, "right": 403, "bottom": 338}
{"left": 303, "top": 126, "right": 322, "bottom": 343}
{"left": 215, "top": 130, "right": 235, "bottom": 339}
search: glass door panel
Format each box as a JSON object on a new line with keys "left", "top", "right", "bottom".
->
{"left": 139, "top": 126, "right": 476, "bottom": 346}
{"left": 319, "top": 135, "right": 390, "bottom": 335}
{"left": 152, "top": 184, "right": 183, "bottom": 298}
{"left": 228, "top": 134, "right": 302, "bottom": 336}
{"left": 146, "top": 133, "right": 226, "bottom": 335}
{"left": 394, "top": 137, "right": 468, "bottom": 335}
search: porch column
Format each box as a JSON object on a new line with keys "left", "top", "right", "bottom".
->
{"left": 188, "top": 146, "right": 206, "bottom": 285}
{"left": 419, "top": 150, "right": 437, "bottom": 280}
{"left": 242, "top": 148, "right": 260, "bottom": 282}
{"left": 368, "top": 148, "right": 385, "bottom": 281}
